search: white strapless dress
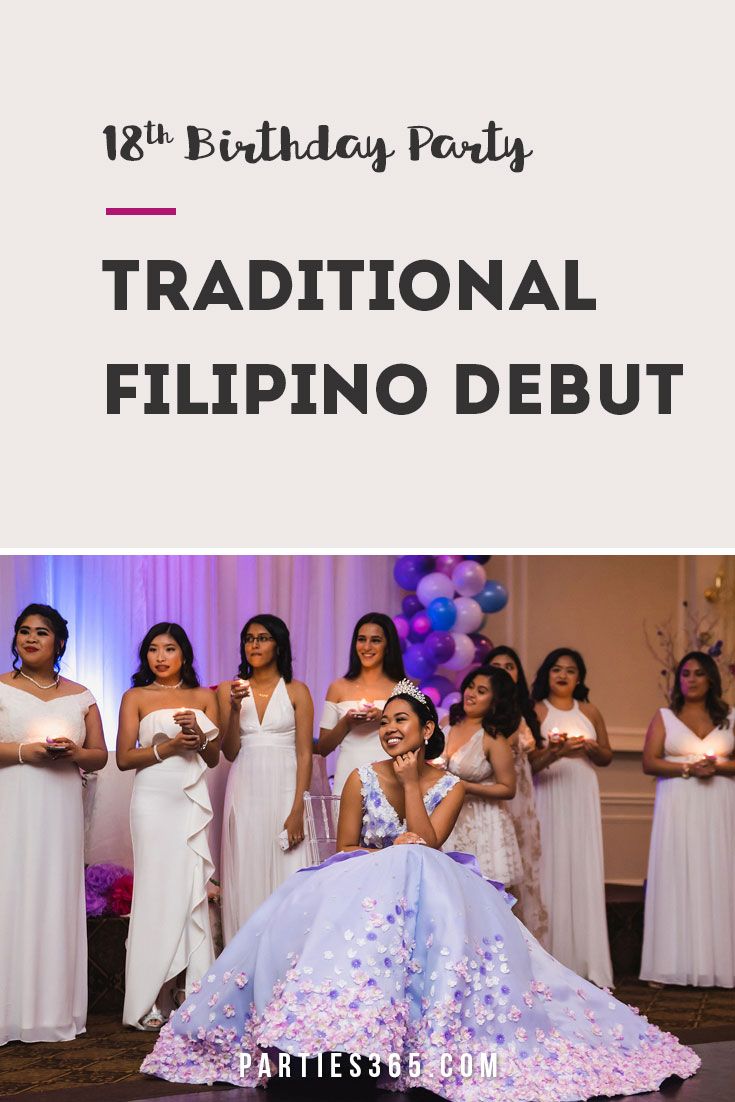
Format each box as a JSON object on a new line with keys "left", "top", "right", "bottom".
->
{"left": 0, "top": 682, "right": 95, "bottom": 1044}
{"left": 320, "top": 698, "right": 388, "bottom": 796}
{"left": 534, "top": 700, "right": 613, "bottom": 988}
{"left": 221, "top": 679, "right": 310, "bottom": 942}
{"left": 123, "top": 708, "right": 216, "bottom": 1027}
{"left": 640, "top": 707, "right": 735, "bottom": 986}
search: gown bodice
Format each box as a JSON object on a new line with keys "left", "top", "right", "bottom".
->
{"left": 238, "top": 678, "right": 295, "bottom": 747}
{"left": 138, "top": 707, "right": 217, "bottom": 748}
{"left": 358, "top": 762, "right": 460, "bottom": 848}
{"left": 659, "top": 707, "right": 734, "bottom": 761}
{"left": 0, "top": 681, "right": 94, "bottom": 745}
{"left": 445, "top": 727, "right": 491, "bottom": 782}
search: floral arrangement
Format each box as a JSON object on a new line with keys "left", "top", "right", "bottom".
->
{"left": 644, "top": 601, "right": 735, "bottom": 702}
{"left": 85, "top": 863, "right": 133, "bottom": 917}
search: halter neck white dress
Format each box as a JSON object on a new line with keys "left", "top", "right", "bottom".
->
{"left": 123, "top": 708, "right": 216, "bottom": 1028}
{"left": 320, "top": 698, "right": 388, "bottom": 796}
{"left": 534, "top": 700, "right": 613, "bottom": 988}
{"left": 640, "top": 707, "right": 735, "bottom": 986}
{"left": 221, "top": 679, "right": 309, "bottom": 942}
{"left": 442, "top": 726, "right": 523, "bottom": 885}
{"left": 0, "top": 681, "right": 96, "bottom": 1044}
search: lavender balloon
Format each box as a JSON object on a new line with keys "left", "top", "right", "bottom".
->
{"left": 443, "top": 632, "right": 476, "bottom": 671}
{"left": 452, "top": 596, "right": 484, "bottom": 635}
{"left": 393, "top": 614, "right": 410, "bottom": 641}
{"left": 451, "top": 560, "right": 486, "bottom": 597}
{"left": 416, "top": 571, "right": 455, "bottom": 607}
{"left": 441, "top": 691, "right": 462, "bottom": 712}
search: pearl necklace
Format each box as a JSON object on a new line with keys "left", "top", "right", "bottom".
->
{"left": 19, "top": 668, "right": 60, "bottom": 690}
{"left": 153, "top": 679, "right": 183, "bottom": 690}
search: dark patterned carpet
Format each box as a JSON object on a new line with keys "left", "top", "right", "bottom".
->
{"left": 2, "top": 986, "right": 735, "bottom": 1100}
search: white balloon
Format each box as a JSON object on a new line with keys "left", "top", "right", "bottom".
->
{"left": 452, "top": 597, "right": 484, "bottom": 634}
{"left": 442, "top": 632, "right": 476, "bottom": 671}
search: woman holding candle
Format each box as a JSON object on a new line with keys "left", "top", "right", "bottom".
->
{"left": 117, "top": 623, "right": 220, "bottom": 1030}
{"left": 530, "top": 647, "right": 613, "bottom": 988}
{"left": 317, "top": 612, "right": 405, "bottom": 795}
{"left": 640, "top": 651, "right": 735, "bottom": 986}
{"left": 439, "top": 665, "right": 523, "bottom": 888}
{"left": 218, "top": 615, "right": 313, "bottom": 941}
{"left": 485, "top": 645, "right": 549, "bottom": 946}
{"left": 0, "top": 603, "right": 107, "bottom": 1045}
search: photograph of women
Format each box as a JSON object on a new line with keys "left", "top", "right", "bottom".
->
{"left": 0, "top": 553, "right": 733, "bottom": 1102}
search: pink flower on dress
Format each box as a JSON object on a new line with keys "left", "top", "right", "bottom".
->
{"left": 223, "top": 1004, "right": 236, "bottom": 1018}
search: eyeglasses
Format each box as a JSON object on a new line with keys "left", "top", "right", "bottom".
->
{"left": 244, "top": 634, "right": 274, "bottom": 646}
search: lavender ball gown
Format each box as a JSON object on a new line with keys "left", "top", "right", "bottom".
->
{"left": 142, "top": 764, "right": 698, "bottom": 1101}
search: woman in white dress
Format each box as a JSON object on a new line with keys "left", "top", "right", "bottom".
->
{"left": 641, "top": 650, "right": 735, "bottom": 986}
{"left": 439, "top": 665, "right": 523, "bottom": 887}
{"left": 117, "top": 622, "right": 220, "bottom": 1030}
{"left": 218, "top": 615, "right": 313, "bottom": 942}
{"left": 530, "top": 647, "right": 613, "bottom": 988}
{"left": 317, "top": 612, "right": 405, "bottom": 795}
{"left": 485, "top": 645, "right": 549, "bottom": 946}
{"left": 0, "top": 603, "right": 107, "bottom": 1045}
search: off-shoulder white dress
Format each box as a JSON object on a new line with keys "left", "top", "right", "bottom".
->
{"left": 0, "top": 681, "right": 96, "bottom": 1044}
{"left": 320, "top": 698, "right": 388, "bottom": 796}
{"left": 123, "top": 708, "right": 216, "bottom": 1027}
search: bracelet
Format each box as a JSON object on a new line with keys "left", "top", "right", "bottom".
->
{"left": 681, "top": 762, "right": 690, "bottom": 779}
{"left": 152, "top": 744, "right": 163, "bottom": 763}
{"left": 18, "top": 743, "right": 25, "bottom": 764}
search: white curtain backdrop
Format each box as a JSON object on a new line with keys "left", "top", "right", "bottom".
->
{"left": 0, "top": 555, "right": 396, "bottom": 869}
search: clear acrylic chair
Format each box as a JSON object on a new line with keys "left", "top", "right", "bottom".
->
{"left": 303, "top": 792, "right": 341, "bottom": 866}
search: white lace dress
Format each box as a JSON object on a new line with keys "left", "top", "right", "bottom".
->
{"left": 640, "top": 707, "right": 735, "bottom": 986}
{"left": 0, "top": 681, "right": 95, "bottom": 1044}
{"left": 442, "top": 727, "right": 523, "bottom": 886}
{"left": 123, "top": 708, "right": 216, "bottom": 1027}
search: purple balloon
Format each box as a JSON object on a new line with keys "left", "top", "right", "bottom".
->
{"left": 393, "top": 614, "right": 410, "bottom": 641}
{"left": 421, "top": 685, "right": 442, "bottom": 708}
{"left": 476, "top": 580, "right": 509, "bottom": 613}
{"left": 435, "top": 554, "right": 464, "bottom": 577}
{"left": 416, "top": 571, "right": 455, "bottom": 607}
{"left": 409, "top": 610, "right": 432, "bottom": 642}
{"left": 403, "top": 643, "right": 437, "bottom": 682}
{"left": 451, "top": 560, "right": 487, "bottom": 598}
{"left": 402, "top": 593, "right": 424, "bottom": 617}
{"left": 423, "top": 675, "right": 455, "bottom": 701}
{"left": 441, "top": 691, "right": 462, "bottom": 712}
{"left": 470, "top": 633, "right": 494, "bottom": 664}
{"left": 393, "top": 555, "right": 433, "bottom": 591}
{"left": 426, "top": 596, "right": 457, "bottom": 632}
{"left": 399, "top": 636, "right": 407, "bottom": 653}
{"left": 424, "top": 630, "right": 456, "bottom": 665}
{"left": 443, "top": 632, "right": 476, "bottom": 671}
{"left": 465, "top": 555, "right": 491, "bottom": 564}
{"left": 453, "top": 596, "right": 484, "bottom": 634}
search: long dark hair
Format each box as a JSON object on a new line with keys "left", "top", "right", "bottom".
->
{"left": 448, "top": 666, "right": 520, "bottom": 738}
{"left": 131, "top": 622, "right": 200, "bottom": 687}
{"left": 484, "top": 644, "right": 542, "bottom": 747}
{"left": 671, "top": 650, "right": 730, "bottom": 728}
{"left": 344, "top": 612, "right": 405, "bottom": 681}
{"left": 385, "top": 690, "right": 445, "bottom": 759}
{"left": 238, "top": 614, "right": 293, "bottom": 682}
{"left": 11, "top": 603, "right": 69, "bottom": 674}
{"left": 531, "top": 647, "right": 590, "bottom": 703}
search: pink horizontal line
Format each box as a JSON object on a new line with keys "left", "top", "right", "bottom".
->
{"left": 106, "top": 207, "right": 176, "bottom": 215}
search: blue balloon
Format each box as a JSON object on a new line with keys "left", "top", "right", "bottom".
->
{"left": 476, "top": 580, "right": 508, "bottom": 613}
{"left": 427, "top": 596, "right": 457, "bottom": 632}
{"left": 402, "top": 593, "right": 424, "bottom": 617}
{"left": 403, "top": 643, "right": 438, "bottom": 682}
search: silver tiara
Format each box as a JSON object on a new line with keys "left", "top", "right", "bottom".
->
{"left": 389, "top": 679, "right": 427, "bottom": 705}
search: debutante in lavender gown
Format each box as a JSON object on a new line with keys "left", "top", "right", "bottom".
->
{"left": 143, "top": 764, "right": 698, "bottom": 1101}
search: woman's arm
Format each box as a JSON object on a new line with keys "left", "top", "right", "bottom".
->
{"left": 283, "top": 682, "right": 314, "bottom": 847}
{"left": 396, "top": 753, "right": 465, "bottom": 848}
{"left": 460, "top": 734, "right": 516, "bottom": 799}
{"left": 72, "top": 703, "right": 108, "bottom": 771}
{"left": 217, "top": 680, "right": 247, "bottom": 762}
{"left": 116, "top": 691, "right": 198, "bottom": 771}
{"left": 197, "top": 689, "right": 221, "bottom": 768}
{"left": 641, "top": 711, "right": 697, "bottom": 777}
{"left": 316, "top": 682, "right": 352, "bottom": 756}
{"left": 580, "top": 702, "right": 613, "bottom": 766}
{"left": 336, "top": 768, "right": 372, "bottom": 851}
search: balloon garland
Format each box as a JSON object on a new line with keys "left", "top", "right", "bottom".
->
{"left": 393, "top": 555, "right": 509, "bottom": 712}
